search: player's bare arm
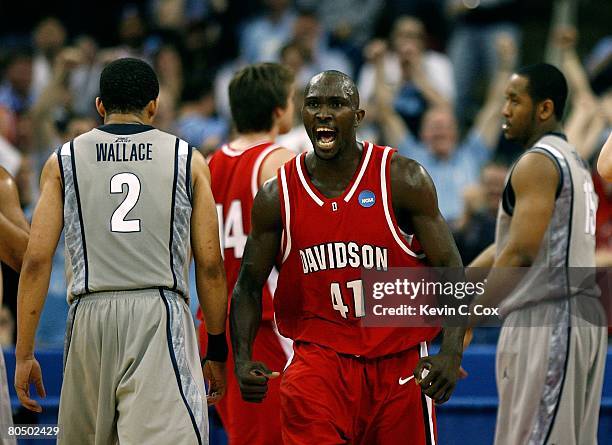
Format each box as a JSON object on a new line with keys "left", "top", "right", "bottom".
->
{"left": 0, "top": 167, "right": 30, "bottom": 272}
{"left": 230, "top": 178, "right": 282, "bottom": 403}
{"left": 258, "top": 147, "right": 295, "bottom": 186}
{"left": 192, "top": 150, "right": 227, "bottom": 334}
{"left": 390, "top": 153, "right": 466, "bottom": 404}
{"left": 462, "top": 242, "right": 497, "bottom": 352}
{"left": 596, "top": 131, "right": 612, "bottom": 181}
{"left": 470, "top": 152, "right": 559, "bottom": 316}
{"left": 15, "top": 154, "right": 64, "bottom": 412}
{"left": 469, "top": 244, "right": 496, "bottom": 268}
{"left": 191, "top": 149, "right": 229, "bottom": 404}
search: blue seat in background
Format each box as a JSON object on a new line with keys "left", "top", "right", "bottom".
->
{"left": 3, "top": 346, "right": 611, "bottom": 444}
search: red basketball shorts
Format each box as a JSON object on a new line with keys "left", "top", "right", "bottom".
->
{"left": 280, "top": 341, "right": 437, "bottom": 445}
{"left": 199, "top": 320, "right": 291, "bottom": 445}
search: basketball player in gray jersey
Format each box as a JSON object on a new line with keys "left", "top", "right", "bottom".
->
{"left": 14, "top": 58, "right": 228, "bottom": 445}
{"left": 469, "top": 63, "right": 607, "bottom": 445}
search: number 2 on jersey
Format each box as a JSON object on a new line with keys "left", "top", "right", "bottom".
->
{"left": 110, "top": 172, "right": 141, "bottom": 232}
{"left": 331, "top": 280, "right": 365, "bottom": 318}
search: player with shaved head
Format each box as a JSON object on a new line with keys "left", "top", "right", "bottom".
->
{"left": 230, "top": 70, "right": 467, "bottom": 444}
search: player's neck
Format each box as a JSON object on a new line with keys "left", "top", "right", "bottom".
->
{"left": 104, "top": 113, "right": 151, "bottom": 126}
{"left": 308, "top": 140, "right": 363, "bottom": 184}
{"left": 230, "top": 130, "right": 276, "bottom": 150}
{"left": 525, "top": 122, "right": 563, "bottom": 149}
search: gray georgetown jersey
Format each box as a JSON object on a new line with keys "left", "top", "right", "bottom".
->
{"left": 495, "top": 133, "right": 598, "bottom": 317}
{"left": 57, "top": 124, "right": 192, "bottom": 302}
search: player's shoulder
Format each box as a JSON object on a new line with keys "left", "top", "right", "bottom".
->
{"left": 191, "top": 148, "right": 212, "bottom": 183}
{"left": 260, "top": 145, "right": 295, "bottom": 180}
{"left": 257, "top": 175, "right": 280, "bottom": 203}
{"left": 0, "top": 166, "right": 16, "bottom": 195}
{"left": 389, "top": 150, "right": 434, "bottom": 191}
{"left": 514, "top": 148, "right": 559, "bottom": 180}
{"left": 267, "top": 145, "right": 295, "bottom": 163}
{"left": 0, "top": 165, "right": 11, "bottom": 182}
{"left": 511, "top": 150, "right": 559, "bottom": 193}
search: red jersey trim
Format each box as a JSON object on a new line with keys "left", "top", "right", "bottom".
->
{"left": 279, "top": 165, "right": 292, "bottom": 262}
{"left": 250, "top": 144, "right": 280, "bottom": 199}
{"left": 380, "top": 146, "right": 422, "bottom": 258}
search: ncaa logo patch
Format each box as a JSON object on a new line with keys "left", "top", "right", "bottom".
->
{"left": 358, "top": 190, "right": 376, "bottom": 208}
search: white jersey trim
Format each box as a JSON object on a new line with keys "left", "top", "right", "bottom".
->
{"left": 533, "top": 143, "right": 564, "bottom": 161}
{"left": 251, "top": 144, "right": 279, "bottom": 199}
{"left": 420, "top": 342, "right": 436, "bottom": 445}
{"left": 268, "top": 270, "right": 294, "bottom": 362}
{"left": 296, "top": 152, "right": 324, "bottom": 206}
{"left": 221, "top": 144, "right": 242, "bottom": 157}
{"left": 380, "top": 147, "right": 419, "bottom": 258}
{"left": 178, "top": 139, "right": 189, "bottom": 155}
{"left": 60, "top": 141, "right": 71, "bottom": 156}
{"left": 221, "top": 140, "right": 274, "bottom": 158}
{"left": 280, "top": 165, "right": 292, "bottom": 262}
{"left": 344, "top": 141, "right": 373, "bottom": 202}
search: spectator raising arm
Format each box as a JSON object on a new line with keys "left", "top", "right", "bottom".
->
{"left": 556, "top": 26, "right": 608, "bottom": 160}
{"left": 471, "top": 34, "right": 517, "bottom": 149}
{"left": 29, "top": 47, "right": 84, "bottom": 151}
{"left": 371, "top": 41, "right": 410, "bottom": 148}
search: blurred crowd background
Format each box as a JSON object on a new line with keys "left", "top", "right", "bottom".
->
{"left": 0, "top": 0, "right": 610, "bottom": 349}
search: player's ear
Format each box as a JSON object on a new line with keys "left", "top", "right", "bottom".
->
{"left": 538, "top": 99, "right": 555, "bottom": 122}
{"left": 272, "top": 106, "right": 283, "bottom": 121}
{"left": 95, "top": 97, "right": 106, "bottom": 119}
{"left": 146, "top": 97, "right": 159, "bottom": 120}
{"left": 354, "top": 108, "right": 365, "bottom": 128}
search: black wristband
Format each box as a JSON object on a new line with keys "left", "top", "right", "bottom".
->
{"left": 203, "top": 332, "right": 228, "bottom": 363}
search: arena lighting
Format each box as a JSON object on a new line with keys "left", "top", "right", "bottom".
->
{"left": 463, "top": 0, "right": 481, "bottom": 9}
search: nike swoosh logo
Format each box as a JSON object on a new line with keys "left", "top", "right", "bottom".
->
{"left": 398, "top": 375, "right": 415, "bottom": 385}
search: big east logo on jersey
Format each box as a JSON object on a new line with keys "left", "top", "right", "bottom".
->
{"left": 358, "top": 190, "right": 376, "bottom": 208}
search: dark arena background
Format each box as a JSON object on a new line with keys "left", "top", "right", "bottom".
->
{"left": 0, "top": 0, "right": 610, "bottom": 443}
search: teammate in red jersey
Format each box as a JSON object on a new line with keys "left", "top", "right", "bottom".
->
{"left": 231, "top": 70, "right": 467, "bottom": 444}
{"left": 198, "top": 63, "right": 295, "bottom": 444}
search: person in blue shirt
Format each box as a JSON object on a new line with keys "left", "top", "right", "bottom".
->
{"left": 376, "top": 34, "right": 516, "bottom": 226}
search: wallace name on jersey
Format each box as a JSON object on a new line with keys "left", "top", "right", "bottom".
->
{"left": 96, "top": 142, "right": 153, "bottom": 162}
{"left": 299, "top": 242, "right": 388, "bottom": 274}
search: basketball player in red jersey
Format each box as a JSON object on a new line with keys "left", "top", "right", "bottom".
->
{"left": 198, "top": 63, "right": 295, "bottom": 444}
{"left": 231, "top": 70, "right": 467, "bottom": 444}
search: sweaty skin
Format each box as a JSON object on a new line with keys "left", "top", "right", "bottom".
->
{"left": 231, "top": 71, "right": 466, "bottom": 404}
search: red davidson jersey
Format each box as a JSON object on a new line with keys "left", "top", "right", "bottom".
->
{"left": 208, "top": 141, "right": 281, "bottom": 320}
{"left": 274, "top": 141, "right": 440, "bottom": 357}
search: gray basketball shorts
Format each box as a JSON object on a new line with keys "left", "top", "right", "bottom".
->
{"left": 494, "top": 297, "right": 606, "bottom": 445}
{"left": 57, "top": 289, "right": 208, "bottom": 445}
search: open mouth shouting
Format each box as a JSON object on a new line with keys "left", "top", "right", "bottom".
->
{"left": 315, "top": 126, "right": 337, "bottom": 150}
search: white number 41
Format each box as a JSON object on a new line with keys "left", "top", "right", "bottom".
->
{"left": 331, "top": 280, "right": 365, "bottom": 318}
